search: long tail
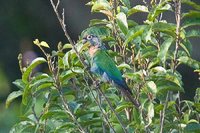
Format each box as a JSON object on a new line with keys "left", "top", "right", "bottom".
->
{"left": 117, "top": 81, "right": 140, "bottom": 108}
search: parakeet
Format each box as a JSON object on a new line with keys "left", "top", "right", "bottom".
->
{"left": 83, "top": 34, "right": 140, "bottom": 108}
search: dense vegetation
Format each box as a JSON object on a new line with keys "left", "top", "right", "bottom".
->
{"left": 6, "top": 0, "right": 200, "bottom": 132}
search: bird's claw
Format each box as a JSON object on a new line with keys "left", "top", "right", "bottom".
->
{"left": 93, "top": 80, "right": 101, "bottom": 88}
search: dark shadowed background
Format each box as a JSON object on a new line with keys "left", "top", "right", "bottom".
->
{"left": 0, "top": 0, "right": 199, "bottom": 132}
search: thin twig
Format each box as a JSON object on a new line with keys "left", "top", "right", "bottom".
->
{"left": 83, "top": 77, "right": 116, "bottom": 133}
{"left": 97, "top": 87, "right": 128, "bottom": 133}
{"left": 159, "top": 91, "right": 169, "bottom": 133}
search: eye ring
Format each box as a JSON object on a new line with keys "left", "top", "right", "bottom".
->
{"left": 87, "top": 35, "right": 92, "bottom": 40}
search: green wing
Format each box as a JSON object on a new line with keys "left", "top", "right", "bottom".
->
{"left": 93, "top": 50, "right": 123, "bottom": 82}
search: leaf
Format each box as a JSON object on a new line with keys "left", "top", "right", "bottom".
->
{"left": 156, "top": 80, "right": 184, "bottom": 95}
{"left": 22, "top": 84, "right": 31, "bottom": 105}
{"left": 178, "top": 56, "right": 200, "bottom": 69}
{"left": 184, "top": 123, "right": 200, "bottom": 133}
{"left": 180, "top": 40, "right": 192, "bottom": 56}
{"left": 115, "top": 102, "right": 132, "bottom": 113}
{"left": 182, "top": 0, "right": 200, "bottom": 11}
{"left": 182, "top": 11, "right": 200, "bottom": 28}
{"left": 33, "top": 39, "right": 50, "bottom": 48}
{"left": 152, "top": 22, "right": 176, "bottom": 37}
{"left": 89, "top": 19, "right": 109, "bottom": 26}
{"left": 41, "top": 110, "right": 68, "bottom": 120}
{"left": 147, "top": 81, "right": 157, "bottom": 94}
{"left": 71, "top": 67, "right": 84, "bottom": 74}
{"left": 157, "top": 37, "right": 174, "bottom": 63}
{"left": 186, "top": 30, "right": 200, "bottom": 38}
{"left": 10, "top": 121, "right": 35, "bottom": 133}
{"left": 60, "top": 70, "right": 77, "bottom": 82}
{"left": 117, "top": 63, "right": 131, "bottom": 70}
{"left": 62, "top": 43, "right": 72, "bottom": 50}
{"left": 22, "top": 57, "right": 46, "bottom": 83}
{"left": 6, "top": 90, "right": 23, "bottom": 108}
{"left": 12, "top": 79, "right": 26, "bottom": 90}
{"left": 128, "top": 5, "right": 148, "bottom": 16}
{"left": 125, "top": 26, "right": 144, "bottom": 45}
{"left": 116, "top": 12, "right": 128, "bottom": 35}
{"left": 148, "top": 3, "right": 172, "bottom": 21}
{"left": 147, "top": 103, "right": 154, "bottom": 124}
{"left": 40, "top": 41, "right": 50, "bottom": 48}
{"left": 120, "top": 0, "right": 131, "bottom": 9}
{"left": 91, "top": 0, "right": 111, "bottom": 12}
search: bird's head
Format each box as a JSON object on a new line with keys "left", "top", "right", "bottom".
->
{"left": 82, "top": 34, "right": 101, "bottom": 47}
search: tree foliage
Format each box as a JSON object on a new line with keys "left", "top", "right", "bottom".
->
{"left": 6, "top": 0, "right": 200, "bottom": 132}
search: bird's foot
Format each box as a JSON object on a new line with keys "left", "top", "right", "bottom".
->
{"left": 93, "top": 80, "right": 101, "bottom": 88}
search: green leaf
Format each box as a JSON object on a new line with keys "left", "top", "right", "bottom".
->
{"left": 128, "top": 5, "right": 148, "bottom": 16}
{"left": 91, "top": 0, "right": 111, "bottom": 12}
{"left": 147, "top": 102, "right": 154, "bottom": 124}
{"left": 22, "top": 84, "right": 31, "bottom": 105}
{"left": 156, "top": 80, "right": 184, "bottom": 95}
{"left": 115, "top": 102, "right": 132, "bottom": 113}
{"left": 152, "top": 22, "right": 176, "bottom": 37}
{"left": 22, "top": 57, "right": 46, "bottom": 83}
{"left": 157, "top": 37, "right": 174, "bottom": 64}
{"left": 12, "top": 79, "right": 26, "bottom": 90}
{"left": 148, "top": 3, "right": 172, "bottom": 21}
{"left": 147, "top": 81, "right": 157, "bottom": 94}
{"left": 120, "top": 0, "right": 131, "bottom": 9}
{"left": 184, "top": 123, "right": 200, "bottom": 133}
{"left": 62, "top": 43, "right": 72, "bottom": 50}
{"left": 178, "top": 56, "right": 200, "bottom": 69}
{"left": 89, "top": 19, "right": 109, "bottom": 26}
{"left": 182, "top": 0, "right": 200, "bottom": 11}
{"left": 125, "top": 26, "right": 144, "bottom": 45}
{"left": 71, "top": 67, "right": 84, "bottom": 74}
{"left": 117, "top": 62, "right": 131, "bottom": 70}
{"left": 10, "top": 121, "right": 35, "bottom": 133}
{"left": 41, "top": 110, "right": 68, "bottom": 120}
{"left": 116, "top": 12, "right": 128, "bottom": 35}
{"left": 6, "top": 90, "right": 23, "bottom": 108}
{"left": 180, "top": 40, "right": 192, "bottom": 56}
{"left": 186, "top": 30, "right": 200, "bottom": 38}
{"left": 182, "top": 11, "right": 200, "bottom": 28}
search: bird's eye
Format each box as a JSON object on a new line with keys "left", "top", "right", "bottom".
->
{"left": 87, "top": 35, "right": 92, "bottom": 40}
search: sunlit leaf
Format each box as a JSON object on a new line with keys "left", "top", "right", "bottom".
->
{"left": 128, "top": 5, "right": 148, "bottom": 16}
{"left": 116, "top": 12, "right": 128, "bottom": 35}
{"left": 147, "top": 81, "right": 157, "bottom": 94}
{"left": 22, "top": 84, "right": 31, "bottom": 105}
{"left": 22, "top": 57, "right": 47, "bottom": 83}
{"left": 91, "top": 0, "right": 111, "bottom": 12}
{"left": 152, "top": 22, "right": 176, "bottom": 37}
{"left": 13, "top": 79, "right": 26, "bottom": 90}
{"left": 89, "top": 19, "right": 109, "bottom": 26}
{"left": 115, "top": 102, "right": 132, "bottom": 113}
{"left": 6, "top": 90, "right": 23, "bottom": 108}
{"left": 125, "top": 26, "right": 144, "bottom": 45}
{"left": 148, "top": 3, "right": 172, "bottom": 21}
{"left": 178, "top": 56, "right": 200, "bottom": 69}
{"left": 120, "top": 0, "right": 131, "bottom": 9}
{"left": 157, "top": 37, "right": 174, "bottom": 64}
{"left": 33, "top": 39, "right": 50, "bottom": 48}
{"left": 186, "top": 30, "right": 200, "bottom": 38}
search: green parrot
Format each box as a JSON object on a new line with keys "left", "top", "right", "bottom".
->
{"left": 83, "top": 34, "right": 140, "bottom": 108}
